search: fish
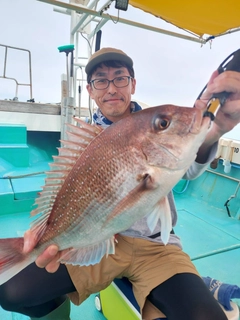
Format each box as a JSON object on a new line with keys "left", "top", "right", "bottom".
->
{"left": 0, "top": 104, "right": 211, "bottom": 285}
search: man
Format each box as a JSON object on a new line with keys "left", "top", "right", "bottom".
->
{"left": 1, "top": 47, "right": 240, "bottom": 320}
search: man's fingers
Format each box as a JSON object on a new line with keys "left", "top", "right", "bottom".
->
{"left": 45, "top": 256, "right": 61, "bottom": 273}
{"left": 194, "top": 99, "right": 207, "bottom": 111}
{"left": 35, "top": 245, "right": 59, "bottom": 269}
{"left": 23, "top": 230, "right": 38, "bottom": 253}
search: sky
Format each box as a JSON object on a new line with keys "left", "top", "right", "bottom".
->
{"left": 0, "top": 0, "right": 240, "bottom": 139}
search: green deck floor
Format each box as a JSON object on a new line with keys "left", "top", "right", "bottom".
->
{"left": 175, "top": 199, "right": 240, "bottom": 285}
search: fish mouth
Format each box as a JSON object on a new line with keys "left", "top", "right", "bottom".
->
{"left": 190, "top": 108, "right": 211, "bottom": 134}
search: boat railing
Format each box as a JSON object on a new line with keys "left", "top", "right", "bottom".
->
{"left": 216, "top": 138, "right": 240, "bottom": 173}
{"left": 0, "top": 43, "right": 33, "bottom": 100}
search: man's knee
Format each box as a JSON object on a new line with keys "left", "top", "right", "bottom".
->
{"left": 0, "top": 282, "right": 24, "bottom": 312}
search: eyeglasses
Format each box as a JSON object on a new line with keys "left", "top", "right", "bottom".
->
{"left": 90, "top": 76, "right": 132, "bottom": 90}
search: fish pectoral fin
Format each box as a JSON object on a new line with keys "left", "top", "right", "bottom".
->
{"left": 104, "top": 168, "right": 162, "bottom": 225}
{"left": 59, "top": 236, "right": 116, "bottom": 266}
{"left": 138, "top": 167, "right": 162, "bottom": 190}
{"left": 147, "top": 196, "right": 172, "bottom": 245}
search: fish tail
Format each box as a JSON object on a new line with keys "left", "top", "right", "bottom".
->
{"left": 0, "top": 238, "right": 34, "bottom": 285}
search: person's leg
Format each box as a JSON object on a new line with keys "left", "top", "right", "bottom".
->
{"left": 148, "top": 273, "right": 228, "bottom": 320}
{"left": 0, "top": 262, "right": 75, "bottom": 318}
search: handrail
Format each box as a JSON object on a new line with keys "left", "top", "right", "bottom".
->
{"left": 0, "top": 44, "right": 33, "bottom": 100}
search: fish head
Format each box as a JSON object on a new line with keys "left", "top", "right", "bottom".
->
{"left": 128, "top": 104, "right": 211, "bottom": 171}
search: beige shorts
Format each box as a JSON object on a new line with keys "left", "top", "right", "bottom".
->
{"left": 67, "top": 235, "right": 199, "bottom": 320}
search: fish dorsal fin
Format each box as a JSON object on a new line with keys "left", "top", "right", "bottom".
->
{"left": 59, "top": 237, "right": 116, "bottom": 266}
{"left": 30, "top": 118, "right": 103, "bottom": 238}
{"left": 147, "top": 196, "right": 172, "bottom": 245}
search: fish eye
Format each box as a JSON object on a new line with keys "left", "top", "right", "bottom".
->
{"left": 153, "top": 115, "right": 170, "bottom": 131}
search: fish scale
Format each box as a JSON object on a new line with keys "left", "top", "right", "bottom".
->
{"left": 0, "top": 104, "right": 211, "bottom": 285}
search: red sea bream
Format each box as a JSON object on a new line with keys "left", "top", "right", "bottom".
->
{"left": 0, "top": 105, "right": 210, "bottom": 285}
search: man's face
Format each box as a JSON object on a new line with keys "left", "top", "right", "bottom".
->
{"left": 87, "top": 65, "right": 136, "bottom": 123}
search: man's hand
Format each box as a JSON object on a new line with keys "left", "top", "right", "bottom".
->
{"left": 195, "top": 70, "right": 240, "bottom": 138}
{"left": 23, "top": 230, "right": 62, "bottom": 273}
{"left": 36, "top": 245, "right": 61, "bottom": 273}
{"left": 195, "top": 70, "right": 240, "bottom": 163}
